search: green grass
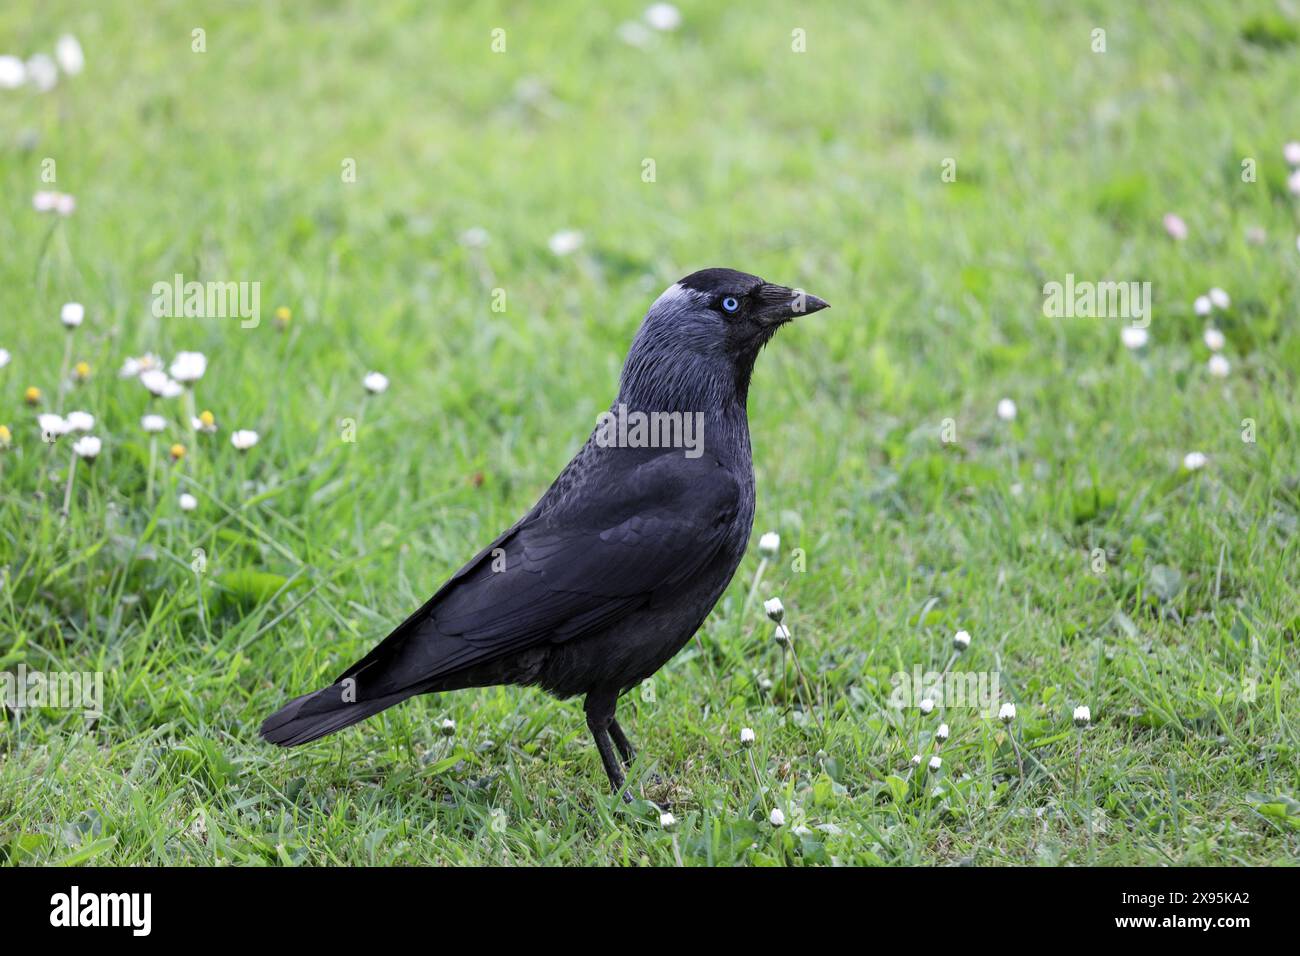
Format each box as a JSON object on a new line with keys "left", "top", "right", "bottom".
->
{"left": 1, "top": 0, "right": 1298, "bottom": 865}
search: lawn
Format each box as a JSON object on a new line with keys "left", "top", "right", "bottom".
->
{"left": 1, "top": 0, "right": 1298, "bottom": 865}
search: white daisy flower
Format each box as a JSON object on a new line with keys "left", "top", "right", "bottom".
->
{"left": 953, "top": 629, "right": 971, "bottom": 651}
{"left": 1073, "top": 705, "right": 1091, "bottom": 728}
{"left": 55, "top": 35, "right": 84, "bottom": 76}
{"left": 119, "top": 353, "right": 160, "bottom": 378}
{"left": 72, "top": 435, "right": 101, "bottom": 460}
{"left": 1207, "top": 354, "right": 1230, "bottom": 378}
{"left": 769, "top": 806, "right": 785, "bottom": 827}
{"left": 1208, "top": 287, "right": 1230, "bottom": 310}
{"left": 1289, "top": 169, "right": 1300, "bottom": 197}
{"left": 1287, "top": 142, "right": 1300, "bottom": 165}
{"left": 440, "top": 718, "right": 456, "bottom": 737}
{"left": 0, "top": 348, "right": 9, "bottom": 369}
{"left": 231, "top": 429, "right": 259, "bottom": 451}
{"left": 25, "top": 53, "right": 57, "bottom": 92}
{"left": 178, "top": 493, "right": 198, "bottom": 512}
{"left": 547, "top": 229, "right": 583, "bottom": 256}
{"left": 1193, "top": 295, "right": 1212, "bottom": 317}
{"left": 1121, "top": 326, "right": 1148, "bottom": 350}
{"left": 919, "top": 698, "right": 935, "bottom": 715}
{"left": 33, "top": 190, "right": 59, "bottom": 212}
{"left": 772, "top": 623, "right": 791, "bottom": 646}
{"left": 54, "top": 193, "right": 75, "bottom": 216}
{"left": 644, "top": 3, "right": 682, "bottom": 31}
{"left": 65, "top": 410, "right": 94, "bottom": 432}
{"left": 38, "top": 413, "right": 70, "bottom": 439}
{"left": 1183, "top": 451, "right": 1208, "bottom": 471}
{"left": 141, "top": 414, "right": 166, "bottom": 433}
{"left": 0, "top": 55, "right": 25, "bottom": 89}
{"left": 998, "top": 701, "right": 1017, "bottom": 724}
{"left": 927, "top": 755, "right": 942, "bottom": 773}
{"left": 169, "top": 351, "right": 207, "bottom": 384}
{"left": 659, "top": 811, "right": 677, "bottom": 830}
{"left": 140, "top": 371, "right": 183, "bottom": 398}
{"left": 996, "top": 398, "right": 1017, "bottom": 421}
{"left": 763, "top": 597, "right": 784, "bottom": 622}
{"left": 1204, "top": 327, "right": 1226, "bottom": 351}
{"left": 60, "top": 302, "right": 84, "bottom": 328}
{"left": 740, "top": 727, "right": 755, "bottom": 747}
{"left": 758, "top": 531, "right": 780, "bottom": 559}
{"left": 935, "top": 723, "right": 950, "bottom": 742}
{"left": 363, "top": 371, "right": 389, "bottom": 394}
{"left": 910, "top": 753, "right": 923, "bottom": 767}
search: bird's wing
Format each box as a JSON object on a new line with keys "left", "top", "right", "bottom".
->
{"left": 336, "top": 450, "right": 742, "bottom": 697}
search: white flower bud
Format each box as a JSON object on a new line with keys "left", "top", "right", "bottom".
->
{"left": 1073, "top": 705, "right": 1091, "bottom": 728}
{"left": 952, "top": 629, "right": 971, "bottom": 652}
{"left": 998, "top": 701, "right": 1017, "bottom": 724}
{"left": 763, "top": 597, "right": 784, "bottom": 623}
{"left": 758, "top": 531, "right": 780, "bottom": 559}
{"left": 739, "top": 727, "right": 755, "bottom": 747}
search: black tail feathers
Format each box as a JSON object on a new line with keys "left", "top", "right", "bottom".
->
{"left": 259, "top": 682, "right": 413, "bottom": 747}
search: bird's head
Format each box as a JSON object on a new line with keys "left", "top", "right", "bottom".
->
{"left": 619, "top": 268, "right": 829, "bottom": 411}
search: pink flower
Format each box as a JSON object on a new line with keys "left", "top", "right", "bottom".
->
{"left": 1163, "top": 213, "right": 1188, "bottom": 241}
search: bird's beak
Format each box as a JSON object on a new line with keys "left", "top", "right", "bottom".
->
{"left": 754, "top": 282, "right": 830, "bottom": 324}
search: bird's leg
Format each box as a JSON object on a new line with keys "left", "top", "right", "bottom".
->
{"left": 585, "top": 692, "right": 631, "bottom": 802}
{"left": 608, "top": 717, "right": 635, "bottom": 766}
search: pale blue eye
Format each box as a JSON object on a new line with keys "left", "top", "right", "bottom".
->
{"left": 721, "top": 296, "right": 739, "bottom": 313}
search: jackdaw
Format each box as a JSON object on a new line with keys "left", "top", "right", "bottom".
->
{"left": 261, "top": 268, "right": 829, "bottom": 797}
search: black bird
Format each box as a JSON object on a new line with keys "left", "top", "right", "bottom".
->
{"left": 261, "top": 268, "right": 828, "bottom": 797}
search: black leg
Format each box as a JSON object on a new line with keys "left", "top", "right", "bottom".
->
{"left": 585, "top": 691, "right": 631, "bottom": 802}
{"left": 609, "top": 717, "right": 635, "bottom": 766}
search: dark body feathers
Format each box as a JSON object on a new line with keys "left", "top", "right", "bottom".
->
{"left": 261, "top": 268, "right": 827, "bottom": 794}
